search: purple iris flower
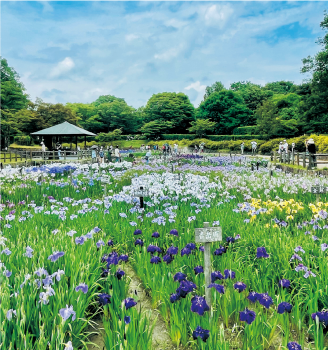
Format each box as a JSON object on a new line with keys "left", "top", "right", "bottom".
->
{"left": 75, "top": 283, "right": 88, "bottom": 294}
{"left": 186, "top": 243, "right": 196, "bottom": 251}
{"left": 75, "top": 236, "right": 85, "bottom": 245}
{"left": 239, "top": 308, "right": 256, "bottom": 324}
{"left": 192, "top": 325, "right": 210, "bottom": 342}
{"left": 147, "top": 245, "right": 162, "bottom": 254}
{"left": 134, "top": 229, "right": 142, "bottom": 235}
{"left": 279, "top": 279, "right": 290, "bottom": 288}
{"left": 59, "top": 305, "right": 76, "bottom": 321}
{"left": 167, "top": 246, "right": 178, "bottom": 255}
{"left": 170, "top": 229, "right": 178, "bottom": 236}
{"left": 174, "top": 272, "right": 187, "bottom": 282}
{"left": 226, "top": 236, "right": 235, "bottom": 244}
{"left": 257, "top": 247, "right": 270, "bottom": 258}
{"left": 124, "top": 316, "right": 131, "bottom": 325}
{"left": 181, "top": 247, "right": 191, "bottom": 256}
{"left": 4, "top": 270, "right": 12, "bottom": 277}
{"left": 163, "top": 254, "right": 173, "bottom": 264}
{"left": 124, "top": 298, "right": 137, "bottom": 309}
{"left": 170, "top": 293, "right": 181, "bottom": 303}
{"left": 214, "top": 246, "right": 226, "bottom": 255}
{"left": 224, "top": 269, "right": 235, "bottom": 279}
{"left": 101, "top": 268, "right": 109, "bottom": 277}
{"left": 287, "top": 342, "right": 302, "bottom": 350}
{"left": 176, "top": 280, "right": 197, "bottom": 298}
{"left": 191, "top": 295, "right": 210, "bottom": 316}
{"left": 258, "top": 293, "right": 273, "bottom": 309}
{"left": 135, "top": 239, "right": 144, "bottom": 247}
{"left": 208, "top": 283, "right": 225, "bottom": 294}
{"left": 104, "top": 252, "right": 119, "bottom": 266}
{"left": 150, "top": 256, "right": 161, "bottom": 264}
{"left": 311, "top": 311, "right": 328, "bottom": 324}
{"left": 115, "top": 269, "right": 125, "bottom": 280}
{"left": 194, "top": 266, "right": 204, "bottom": 275}
{"left": 211, "top": 271, "right": 224, "bottom": 283}
{"left": 107, "top": 240, "right": 114, "bottom": 246}
{"left": 96, "top": 240, "right": 105, "bottom": 248}
{"left": 247, "top": 291, "right": 260, "bottom": 303}
{"left": 152, "top": 232, "right": 160, "bottom": 238}
{"left": 199, "top": 246, "right": 205, "bottom": 252}
{"left": 93, "top": 227, "right": 101, "bottom": 233}
{"left": 98, "top": 293, "right": 111, "bottom": 305}
{"left": 234, "top": 282, "right": 247, "bottom": 293}
{"left": 48, "top": 251, "right": 65, "bottom": 262}
{"left": 277, "top": 302, "right": 292, "bottom": 314}
{"left": 119, "top": 254, "right": 129, "bottom": 262}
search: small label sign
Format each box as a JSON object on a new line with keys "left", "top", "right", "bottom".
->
{"left": 195, "top": 227, "right": 222, "bottom": 243}
{"left": 311, "top": 186, "right": 327, "bottom": 194}
{"left": 133, "top": 189, "right": 149, "bottom": 197}
{"left": 101, "top": 176, "right": 111, "bottom": 184}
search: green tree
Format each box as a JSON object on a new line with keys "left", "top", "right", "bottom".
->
{"left": 263, "top": 81, "right": 297, "bottom": 94}
{"left": 197, "top": 90, "right": 253, "bottom": 135}
{"left": 203, "top": 81, "right": 225, "bottom": 100}
{"left": 300, "top": 11, "right": 328, "bottom": 133}
{"left": 140, "top": 120, "right": 173, "bottom": 139}
{"left": 143, "top": 92, "right": 195, "bottom": 133}
{"left": 92, "top": 95, "right": 125, "bottom": 107}
{"left": 230, "top": 81, "right": 273, "bottom": 112}
{"left": 187, "top": 119, "right": 217, "bottom": 137}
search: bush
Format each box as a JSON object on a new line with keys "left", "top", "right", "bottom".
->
{"left": 259, "top": 135, "right": 309, "bottom": 154}
{"left": 14, "top": 135, "right": 31, "bottom": 145}
{"left": 207, "top": 135, "right": 267, "bottom": 141}
{"left": 233, "top": 126, "right": 257, "bottom": 135}
{"left": 95, "top": 129, "right": 122, "bottom": 142}
{"left": 162, "top": 134, "right": 197, "bottom": 140}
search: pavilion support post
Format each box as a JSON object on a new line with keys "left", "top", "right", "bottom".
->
{"left": 84, "top": 136, "right": 86, "bottom": 149}
{"left": 75, "top": 136, "right": 78, "bottom": 150}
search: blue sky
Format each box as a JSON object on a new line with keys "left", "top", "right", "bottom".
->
{"left": 1, "top": 1, "right": 327, "bottom": 108}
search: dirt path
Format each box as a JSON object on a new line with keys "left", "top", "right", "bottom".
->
{"left": 124, "top": 264, "right": 176, "bottom": 350}
{"left": 87, "top": 264, "right": 176, "bottom": 350}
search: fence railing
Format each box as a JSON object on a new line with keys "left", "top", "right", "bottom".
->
{"left": 272, "top": 151, "right": 325, "bottom": 169}
{"left": 0, "top": 150, "right": 92, "bottom": 164}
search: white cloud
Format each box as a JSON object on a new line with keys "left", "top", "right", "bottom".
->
{"left": 125, "top": 34, "right": 139, "bottom": 42}
{"left": 154, "top": 47, "right": 179, "bottom": 61}
{"left": 203, "top": 4, "right": 234, "bottom": 28}
{"left": 39, "top": 1, "right": 53, "bottom": 13}
{"left": 49, "top": 57, "right": 75, "bottom": 78}
{"left": 185, "top": 81, "right": 206, "bottom": 93}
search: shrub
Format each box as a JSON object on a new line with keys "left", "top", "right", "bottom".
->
{"left": 233, "top": 126, "right": 258, "bottom": 135}
{"left": 162, "top": 134, "right": 197, "bottom": 140}
{"left": 14, "top": 135, "right": 31, "bottom": 145}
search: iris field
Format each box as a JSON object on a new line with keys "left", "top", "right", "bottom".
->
{"left": 1, "top": 155, "right": 328, "bottom": 350}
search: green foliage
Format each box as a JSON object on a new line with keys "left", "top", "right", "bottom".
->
{"left": 140, "top": 120, "right": 173, "bottom": 139}
{"left": 95, "top": 129, "right": 123, "bottom": 142}
{"left": 162, "top": 134, "right": 197, "bottom": 140}
{"left": 187, "top": 119, "right": 217, "bottom": 137}
{"left": 91, "top": 94, "right": 125, "bottom": 106}
{"left": 143, "top": 92, "right": 195, "bottom": 133}
{"left": 207, "top": 134, "right": 266, "bottom": 141}
{"left": 233, "top": 126, "right": 258, "bottom": 135}
{"left": 14, "top": 135, "right": 31, "bottom": 145}
{"left": 197, "top": 90, "right": 253, "bottom": 134}
{"left": 230, "top": 81, "right": 273, "bottom": 112}
{"left": 203, "top": 81, "right": 225, "bottom": 100}
{"left": 263, "top": 81, "right": 297, "bottom": 94}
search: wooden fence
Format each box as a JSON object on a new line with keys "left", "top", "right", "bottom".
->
{"left": 272, "top": 151, "right": 326, "bottom": 169}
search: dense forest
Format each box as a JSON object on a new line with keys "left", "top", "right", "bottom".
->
{"left": 1, "top": 12, "right": 327, "bottom": 147}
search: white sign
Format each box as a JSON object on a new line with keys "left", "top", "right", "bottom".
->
{"left": 133, "top": 188, "right": 149, "bottom": 197}
{"left": 311, "top": 186, "right": 327, "bottom": 194}
{"left": 101, "top": 175, "right": 111, "bottom": 184}
{"left": 195, "top": 227, "right": 222, "bottom": 243}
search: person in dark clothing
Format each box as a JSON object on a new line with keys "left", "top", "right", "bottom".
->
{"left": 307, "top": 138, "right": 316, "bottom": 167}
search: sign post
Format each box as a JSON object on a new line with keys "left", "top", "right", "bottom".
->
{"left": 101, "top": 175, "right": 111, "bottom": 196}
{"left": 133, "top": 186, "right": 149, "bottom": 209}
{"left": 311, "top": 185, "right": 327, "bottom": 203}
{"left": 195, "top": 222, "right": 222, "bottom": 309}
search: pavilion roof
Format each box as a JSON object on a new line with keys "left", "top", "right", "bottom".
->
{"left": 31, "top": 121, "right": 96, "bottom": 136}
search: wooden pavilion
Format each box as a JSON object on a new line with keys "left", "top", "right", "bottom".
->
{"left": 31, "top": 121, "right": 96, "bottom": 151}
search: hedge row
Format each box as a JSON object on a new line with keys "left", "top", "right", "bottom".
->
{"left": 161, "top": 134, "right": 268, "bottom": 141}
{"left": 233, "top": 126, "right": 257, "bottom": 135}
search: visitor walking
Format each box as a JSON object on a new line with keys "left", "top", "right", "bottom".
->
{"left": 194, "top": 145, "right": 198, "bottom": 154}
{"left": 240, "top": 142, "right": 245, "bottom": 155}
{"left": 99, "top": 147, "right": 105, "bottom": 164}
{"left": 307, "top": 138, "right": 316, "bottom": 167}
{"left": 145, "top": 149, "right": 151, "bottom": 164}
{"left": 283, "top": 140, "right": 288, "bottom": 153}
{"left": 114, "top": 145, "right": 121, "bottom": 162}
{"left": 41, "top": 141, "right": 46, "bottom": 153}
{"left": 174, "top": 143, "right": 178, "bottom": 155}
{"left": 251, "top": 141, "right": 257, "bottom": 155}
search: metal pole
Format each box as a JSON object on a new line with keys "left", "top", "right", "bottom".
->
{"left": 203, "top": 222, "right": 212, "bottom": 309}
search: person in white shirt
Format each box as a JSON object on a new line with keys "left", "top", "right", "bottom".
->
{"left": 174, "top": 143, "right": 178, "bottom": 154}
{"left": 240, "top": 142, "right": 245, "bottom": 155}
{"left": 114, "top": 145, "right": 120, "bottom": 162}
{"left": 283, "top": 140, "right": 288, "bottom": 153}
{"left": 278, "top": 142, "right": 283, "bottom": 154}
{"left": 251, "top": 141, "right": 257, "bottom": 155}
{"left": 41, "top": 142, "right": 46, "bottom": 152}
